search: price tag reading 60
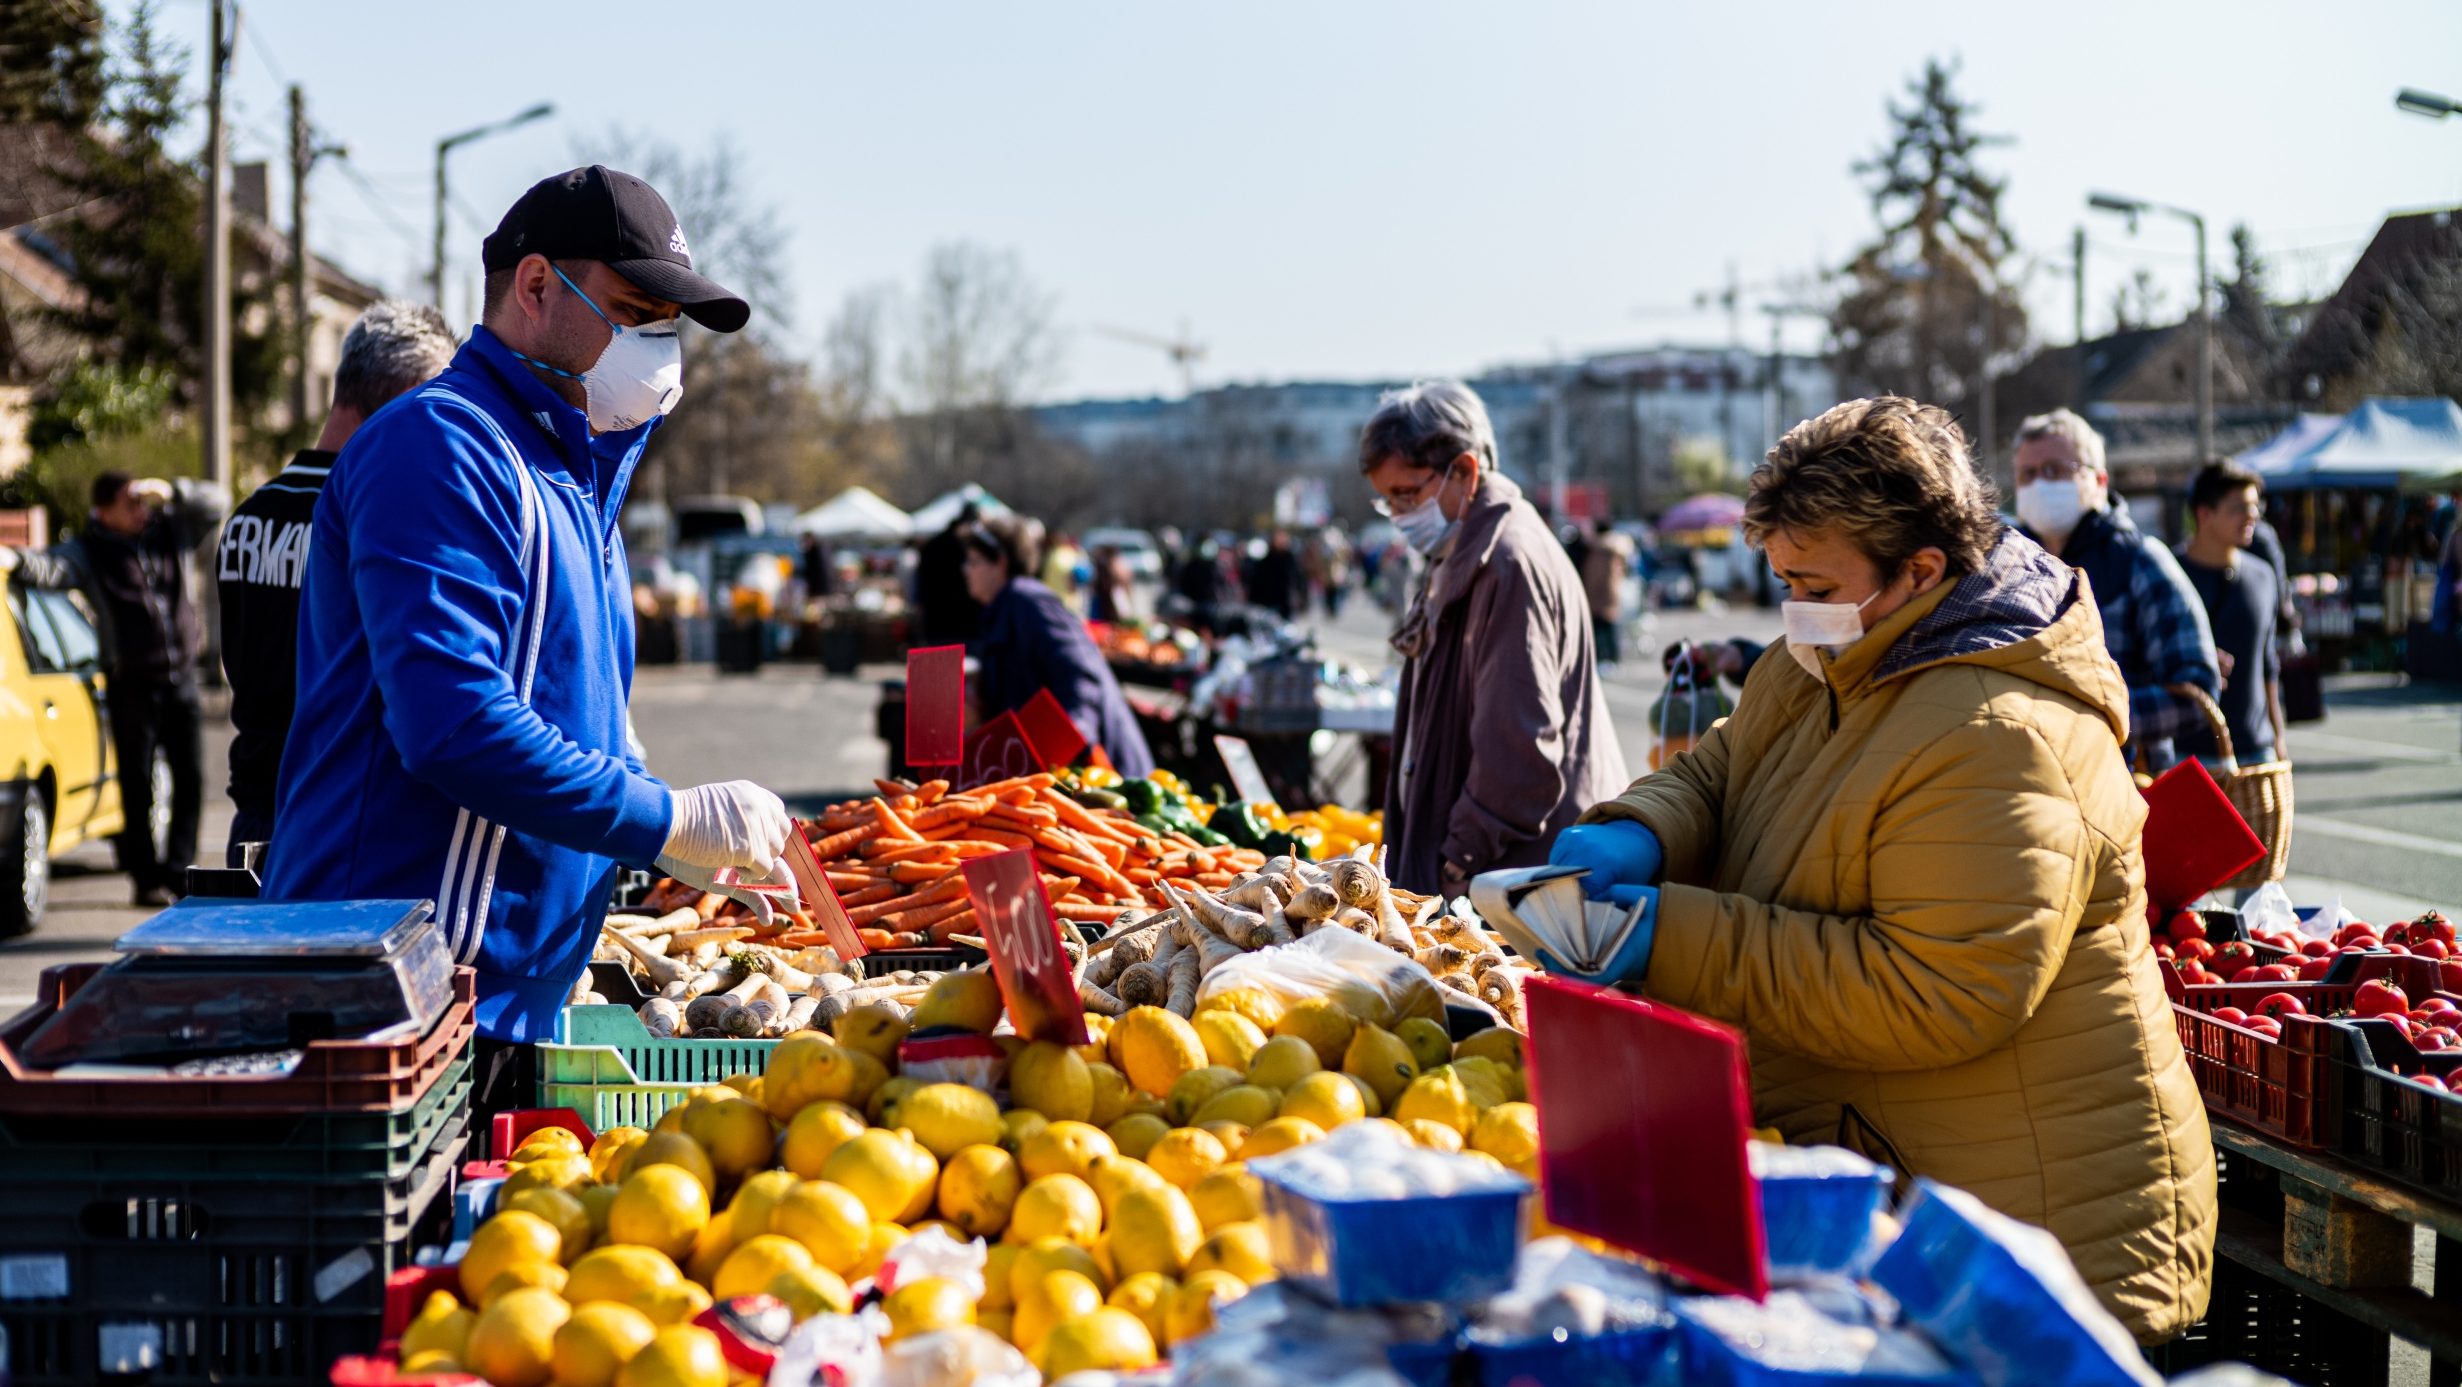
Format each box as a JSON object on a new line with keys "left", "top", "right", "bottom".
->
{"left": 959, "top": 849, "right": 1090, "bottom": 1046}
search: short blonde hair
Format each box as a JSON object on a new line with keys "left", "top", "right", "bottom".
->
{"left": 2013, "top": 407, "right": 2107, "bottom": 475}
{"left": 1744, "top": 396, "right": 2002, "bottom": 577}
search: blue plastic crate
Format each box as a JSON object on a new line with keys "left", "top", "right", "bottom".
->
{"left": 1470, "top": 1324, "right": 1673, "bottom": 1386}
{"left": 1754, "top": 1147, "right": 1894, "bottom": 1282}
{"left": 452, "top": 1176, "right": 504, "bottom": 1242}
{"left": 1254, "top": 1173, "right": 1529, "bottom": 1307}
{"left": 1385, "top": 1336, "right": 1461, "bottom": 1387}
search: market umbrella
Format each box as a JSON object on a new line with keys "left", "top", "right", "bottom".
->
{"left": 1656, "top": 492, "right": 1747, "bottom": 534}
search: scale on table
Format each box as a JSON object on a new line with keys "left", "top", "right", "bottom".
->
{"left": 16, "top": 899, "right": 455, "bottom": 1070}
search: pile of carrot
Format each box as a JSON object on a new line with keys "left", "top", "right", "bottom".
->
{"left": 645, "top": 774, "right": 1271, "bottom": 952}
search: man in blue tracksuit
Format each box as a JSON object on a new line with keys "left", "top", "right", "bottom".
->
{"left": 266, "top": 168, "right": 794, "bottom": 1097}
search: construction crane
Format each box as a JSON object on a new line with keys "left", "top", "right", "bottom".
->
{"left": 1094, "top": 322, "right": 1207, "bottom": 396}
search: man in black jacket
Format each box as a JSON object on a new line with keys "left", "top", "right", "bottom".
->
{"left": 3, "top": 472, "right": 227, "bottom": 904}
{"left": 216, "top": 300, "right": 456, "bottom": 861}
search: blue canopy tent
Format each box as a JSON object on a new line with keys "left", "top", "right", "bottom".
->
{"left": 2242, "top": 397, "right": 2462, "bottom": 491}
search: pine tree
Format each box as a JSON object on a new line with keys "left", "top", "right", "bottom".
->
{"left": 1829, "top": 59, "right": 2029, "bottom": 424}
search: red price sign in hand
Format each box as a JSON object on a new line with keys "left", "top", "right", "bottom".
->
{"left": 961, "top": 848, "right": 1090, "bottom": 1047}
{"left": 905, "top": 645, "right": 966, "bottom": 768}
{"left": 781, "top": 825, "right": 868, "bottom": 960}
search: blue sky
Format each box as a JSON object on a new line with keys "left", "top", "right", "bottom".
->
{"left": 136, "top": 0, "right": 2462, "bottom": 401}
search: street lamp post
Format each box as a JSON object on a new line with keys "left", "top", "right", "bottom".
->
{"left": 430, "top": 103, "right": 555, "bottom": 311}
{"left": 2395, "top": 88, "right": 2462, "bottom": 119}
{"left": 2090, "top": 191, "right": 2210, "bottom": 464}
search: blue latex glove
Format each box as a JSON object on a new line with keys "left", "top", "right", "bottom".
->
{"left": 1549, "top": 820, "right": 1665, "bottom": 903}
{"left": 1537, "top": 882, "right": 1661, "bottom": 982}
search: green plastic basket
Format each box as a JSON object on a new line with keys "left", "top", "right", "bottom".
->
{"left": 537, "top": 1004, "right": 778, "bottom": 1085}
{"left": 534, "top": 1078, "right": 700, "bottom": 1132}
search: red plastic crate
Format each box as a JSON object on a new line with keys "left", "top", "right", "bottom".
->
{"left": 462, "top": 1106, "right": 596, "bottom": 1182}
{"left": 2168, "top": 976, "right": 2366, "bottom": 1148}
{"left": 0, "top": 964, "right": 476, "bottom": 1116}
{"left": 329, "top": 1265, "right": 481, "bottom": 1386}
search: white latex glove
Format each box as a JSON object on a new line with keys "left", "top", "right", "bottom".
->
{"left": 661, "top": 780, "right": 793, "bottom": 869}
{"left": 654, "top": 854, "right": 793, "bottom": 927}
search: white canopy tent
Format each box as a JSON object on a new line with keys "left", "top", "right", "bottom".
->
{"left": 791, "top": 486, "right": 911, "bottom": 540}
{"left": 906, "top": 483, "right": 1012, "bottom": 537}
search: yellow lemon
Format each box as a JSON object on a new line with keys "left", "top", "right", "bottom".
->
{"left": 1075, "top": 1014, "right": 1114, "bottom": 1069}
{"left": 652, "top": 1106, "right": 685, "bottom": 1135}
{"left": 502, "top": 1153, "right": 593, "bottom": 1199}
{"left": 880, "top": 1276, "right": 975, "bottom": 1342}
{"left": 1190, "top": 1084, "right": 1280, "bottom": 1130}
{"left": 682, "top": 1210, "right": 734, "bottom": 1289}
{"left": 1453, "top": 1026, "right": 1525, "bottom": 1069}
{"left": 578, "top": 1183, "right": 621, "bottom": 1239}
{"left": 1001, "top": 1108, "right": 1051, "bottom": 1154}
{"left": 1145, "top": 1127, "right": 1227, "bottom": 1190}
{"left": 1279, "top": 1071, "right": 1367, "bottom": 1129}
{"left": 780, "top": 1100, "right": 869, "bottom": 1179}
{"left": 767, "top": 1264, "right": 853, "bottom": 1320}
{"left": 1166, "top": 1065, "right": 1245, "bottom": 1126}
{"left": 819, "top": 1127, "right": 941, "bottom": 1224}
{"left": 565, "top": 1244, "right": 683, "bottom": 1306}
{"left": 978, "top": 1308, "right": 1016, "bottom": 1345}
{"left": 1037, "top": 1306, "right": 1159, "bottom": 1377}
{"left": 866, "top": 1074, "right": 920, "bottom": 1126}
{"left": 1471, "top": 1101, "right": 1540, "bottom": 1174}
{"left": 589, "top": 1127, "right": 650, "bottom": 1184}
{"left": 1083, "top": 1062, "right": 1133, "bottom": 1128}
{"left": 1107, "top": 1006, "right": 1208, "bottom": 1098}
{"left": 608, "top": 1165, "right": 710, "bottom": 1261}
{"left": 721, "top": 1072, "right": 762, "bottom": 1101}
{"left": 1239, "top": 1117, "right": 1324, "bottom": 1159}
{"left": 1009, "top": 1235, "right": 1105, "bottom": 1303}
{"left": 1190, "top": 1166, "right": 1263, "bottom": 1232}
{"left": 1187, "top": 1220, "right": 1275, "bottom": 1284}
{"left": 626, "top": 1281, "right": 711, "bottom": 1328}
{"left": 615, "top": 1324, "right": 726, "bottom": 1387}
{"left": 550, "top": 1302, "right": 657, "bottom": 1387}
{"left": 461, "top": 1210, "right": 565, "bottom": 1303}
{"left": 848, "top": 1222, "right": 905, "bottom": 1281}
{"left": 767, "top": 1180, "right": 871, "bottom": 1275}
{"left": 1194, "top": 1010, "right": 1267, "bottom": 1073}
{"left": 981, "top": 1242, "right": 1024, "bottom": 1311}
{"left": 909, "top": 969, "right": 1004, "bottom": 1034}
{"left": 624, "top": 1131, "right": 716, "bottom": 1198}
{"left": 1272, "top": 997, "right": 1357, "bottom": 1068}
{"left": 1013, "top": 1269, "right": 1104, "bottom": 1357}
{"left": 1106, "top": 1272, "right": 1178, "bottom": 1344}
{"left": 1244, "top": 1035, "right": 1321, "bottom": 1093}
{"left": 502, "top": 1185, "right": 593, "bottom": 1264}
{"left": 1198, "top": 986, "right": 1286, "bottom": 1033}
{"left": 480, "top": 1261, "right": 567, "bottom": 1307}
{"left": 900, "top": 1083, "right": 1005, "bottom": 1161}
{"left": 1018, "top": 1120, "right": 1116, "bottom": 1182}
{"left": 1394, "top": 1067, "right": 1476, "bottom": 1134}
{"left": 832, "top": 1002, "right": 911, "bottom": 1065}
{"left": 937, "top": 1143, "right": 1023, "bottom": 1238}
{"left": 399, "top": 1290, "right": 474, "bottom": 1365}
{"left": 1007, "top": 1173, "right": 1101, "bottom": 1245}
{"left": 723, "top": 1169, "right": 800, "bottom": 1243}
{"left": 1105, "top": 1112, "right": 1172, "bottom": 1160}
{"left": 466, "top": 1285, "right": 569, "bottom": 1387}
{"left": 399, "top": 1349, "right": 464, "bottom": 1376}
{"left": 1008, "top": 1041, "right": 1094, "bottom": 1122}
{"left": 1086, "top": 1153, "right": 1171, "bottom": 1221}
{"left": 1405, "top": 1118, "right": 1464, "bottom": 1152}
{"left": 1342, "top": 1023, "right": 1420, "bottom": 1109}
{"left": 1165, "top": 1270, "right": 1249, "bottom": 1346}
{"left": 1107, "top": 1183, "right": 1202, "bottom": 1279}
{"left": 1394, "top": 1017, "right": 1455, "bottom": 1072}
{"left": 1197, "top": 1120, "right": 1251, "bottom": 1153}
{"left": 761, "top": 1032, "right": 846, "bottom": 1119}
{"left": 712, "top": 1234, "right": 815, "bottom": 1301}
{"left": 1449, "top": 1056, "right": 1515, "bottom": 1109}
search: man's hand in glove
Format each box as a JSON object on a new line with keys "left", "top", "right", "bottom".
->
{"left": 658, "top": 781, "right": 796, "bottom": 925}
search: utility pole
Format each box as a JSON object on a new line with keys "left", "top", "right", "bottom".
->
{"left": 2071, "top": 226, "right": 2087, "bottom": 346}
{"left": 2191, "top": 217, "right": 2212, "bottom": 464}
{"left": 201, "top": 0, "right": 236, "bottom": 489}
{"left": 432, "top": 104, "right": 557, "bottom": 311}
{"left": 288, "top": 85, "right": 311, "bottom": 437}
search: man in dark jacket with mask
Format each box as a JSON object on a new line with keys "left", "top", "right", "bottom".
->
{"left": 2011, "top": 408, "right": 2219, "bottom": 771}
{"left": 3, "top": 471, "right": 228, "bottom": 903}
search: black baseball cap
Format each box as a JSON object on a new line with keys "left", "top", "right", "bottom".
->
{"left": 481, "top": 166, "right": 750, "bottom": 333}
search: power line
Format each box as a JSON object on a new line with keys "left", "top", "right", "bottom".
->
{"left": 238, "top": 11, "right": 289, "bottom": 87}
{"left": 326, "top": 156, "right": 424, "bottom": 254}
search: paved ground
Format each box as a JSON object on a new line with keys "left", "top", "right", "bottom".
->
{"left": 2, "top": 601, "right": 2454, "bottom": 1005}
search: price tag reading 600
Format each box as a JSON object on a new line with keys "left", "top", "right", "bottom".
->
{"left": 959, "top": 849, "right": 1090, "bottom": 1046}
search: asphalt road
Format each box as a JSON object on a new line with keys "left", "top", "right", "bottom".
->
{"left": 1, "top": 604, "right": 2453, "bottom": 1005}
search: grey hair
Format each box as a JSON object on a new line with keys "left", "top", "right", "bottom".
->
{"left": 332, "top": 300, "right": 458, "bottom": 416}
{"left": 1357, "top": 379, "right": 1497, "bottom": 475}
{"left": 2013, "top": 407, "right": 2106, "bottom": 475}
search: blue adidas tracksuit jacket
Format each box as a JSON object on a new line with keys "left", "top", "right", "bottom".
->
{"left": 265, "top": 326, "right": 673, "bottom": 1040}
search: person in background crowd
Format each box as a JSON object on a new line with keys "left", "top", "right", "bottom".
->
{"left": 914, "top": 501, "right": 982, "bottom": 647}
{"left": 2011, "top": 407, "right": 2219, "bottom": 772}
{"left": 1154, "top": 525, "right": 1186, "bottom": 583}
{"left": 1245, "top": 529, "right": 1303, "bottom": 619}
{"left": 264, "top": 167, "right": 793, "bottom": 1092}
{"left": 1581, "top": 518, "right": 1637, "bottom": 672}
{"left": 1040, "top": 531, "right": 1089, "bottom": 611}
{"left": 1088, "top": 544, "right": 1138, "bottom": 625}
{"left": 2242, "top": 510, "right": 2300, "bottom": 651}
{"left": 2177, "top": 461, "right": 2287, "bottom": 767}
{"left": 1360, "top": 381, "right": 1626, "bottom": 895}
{"left": 2436, "top": 495, "right": 2462, "bottom": 635}
{"left": 218, "top": 300, "right": 458, "bottom": 864}
{"left": 1556, "top": 396, "right": 2213, "bottom": 1343}
{"left": 2, "top": 470, "right": 228, "bottom": 904}
{"left": 1319, "top": 525, "right": 1354, "bottom": 616}
{"left": 799, "top": 530, "right": 833, "bottom": 604}
{"left": 963, "top": 515, "right": 1155, "bottom": 775}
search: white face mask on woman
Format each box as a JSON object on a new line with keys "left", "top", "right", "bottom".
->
{"left": 1779, "top": 586, "right": 1884, "bottom": 681}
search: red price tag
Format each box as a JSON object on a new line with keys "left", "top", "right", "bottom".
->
{"left": 960, "top": 711, "right": 1044, "bottom": 791}
{"left": 961, "top": 848, "right": 1089, "bottom": 1046}
{"left": 1017, "top": 688, "right": 1089, "bottom": 768}
{"left": 905, "top": 645, "right": 966, "bottom": 767}
{"left": 782, "top": 827, "right": 868, "bottom": 959}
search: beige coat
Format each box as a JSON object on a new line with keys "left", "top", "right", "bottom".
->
{"left": 1585, "top": 533, "right": 2215, "bottom": 1343}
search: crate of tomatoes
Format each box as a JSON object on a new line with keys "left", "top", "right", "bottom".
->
{"left": 2330, "top": 1009, "right": 2462, "bottom": 1200}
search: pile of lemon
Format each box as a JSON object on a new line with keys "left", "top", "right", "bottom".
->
{"left": 419, "top": 970, "right": 1535, "bottom": 1385}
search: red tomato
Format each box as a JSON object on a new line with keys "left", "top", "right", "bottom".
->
{"left": 2214, "top": 941, "right": 2258, "bottom": 971}
{"left": 2180, "top": 963, "right": 2219, "bottom": 986}
{"left": 2254, "top": 992, "right": 2307, "bottom": 1019}
{"left": 2210, "top": 1006, "right": 2250, "bottom": 1025}
{"left": 2419, "top": 912, "right": 2456, "bottom": 947}
{"left": 2421, "top": 997, "right": 2460, "bottom": 1015}
{"left": 2229, "top": 965, "right": 2264, "bottom": 985}
{"left": 2417, "top": 1072, "right": 2450, "bottom": 1089}
{"left": 2169, "top": 911, "right": 2207, "bottom": 943}
{"left": 2251, "top": 964, "right": 2298, "bottom": 983}
{"left": 2247, "top": 1017, "right": 2283, "bottom": 1039}
{"left": 2417, "top": 940, "right": 2451, "bottom": 961}
{"left": 2421, "top": 1029, "right": 2459, "bottom": 1053}
{"left": 2177, "top": 939, "right": 2216, "bottom": 963}
{"left": 2153, "top": 940, "right": 2176, "bottom": 961}
{"left": 2386, "top": 921, "right": 2414, "bottom": 947}
{"left": 2440, "top": 959, "right": 2462, "bottom": 995}
{"left": 2297, "top": 957, "right": 2337, "bottom": 981}
{"left": 2382, "top": 1014, "right": 2418, "bottom": 1040}
{"left": 2354, "top": 979, "right": 2412, "bottom": 1018}
{"left": 2300, "top": 939, "right": 2336, "bottom": 958}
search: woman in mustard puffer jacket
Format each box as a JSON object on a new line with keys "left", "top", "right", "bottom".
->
{"left": 1555, "top": 396, "right": 2215, "bottom": 1343}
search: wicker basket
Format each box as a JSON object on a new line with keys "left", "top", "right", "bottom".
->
{"left": 2169, "top": 682, "right": 2293, "bottom": 892}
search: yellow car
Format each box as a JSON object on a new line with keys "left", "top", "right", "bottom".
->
{"left": 0, "top": 584, "right": 124, "bottom": 932}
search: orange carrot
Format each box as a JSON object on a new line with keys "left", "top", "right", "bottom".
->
{"left": 914, "top": 796, "right": 992, "bottom": 832}
{"left": 872, "top": 841, "right": 959, "bottom": 866}
{"left": 872, "top": 797, "right": 924, "bottom": 842}
{"left": 1053, "top": 901, "right": 1124, "bottom": 922}
{"left": 809, "top": 821, "right": 882, "bottom": 860}
{"left": 839, "top": 882, "right": 902, "bottom": 909}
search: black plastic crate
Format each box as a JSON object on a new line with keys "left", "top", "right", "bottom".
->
{"left": 2148, "top": 1259, "right": 2390, "bottom": 1385}
{"left": 2326, "top": 1018, "right": 2462, "bottom": 1201}
{"left": 0, "top": 1047, "right": 471, "bottom": 1185}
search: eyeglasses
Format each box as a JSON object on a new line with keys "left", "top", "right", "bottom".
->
{"left": 1371, "top": 469, "right": 1447, "bottom": 518}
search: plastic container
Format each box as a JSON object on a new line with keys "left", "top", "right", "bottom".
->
{"left": 1384, "top": 1336, "right": 1464, "bottom": 1387}
{"left": 539, "top": 1004, "right": 778, "bottom": 1085}
{"left": 460, "top": 1108, "right": 598, "bottom": 1183}
{"left": 533, "top": 1078, "right": 698, "bottom": 1133}
{"left": 1469, "top": 1325, "right": 1672, "bottom": 1386}
{"left": 0, "top": 963, "right": 475, "bottom": 1116}
{"left": 2166, "top": 975, "right": 2366, "bottom": 1147}
{"left": 2328, "top": 1018, "right": 2462, "bottom": 1199}
{"left": 1752, "top": 1145, "right": 1894, "bottom": 1282}
{"left": 1252, "top": 1173, "right": 1529, "bottom": 1307}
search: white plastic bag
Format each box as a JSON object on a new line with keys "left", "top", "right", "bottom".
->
{"left": 765, "top": 1313, "right": 881, "bottom": 1387}
{"left": 2237, "top": 882, "right": 2308, "bottom": 941}
{"left": 873, "top": 1225, "right": 986, "bottom": 1302}
{"left": 1195, "top": 926, "right": 1444, "bottom": 1029}
{"left": 877, "top": 1327, "right": 1038, "bottom": 1387}
{"left": 2302, "top": 895, "right": 2353, "bottom": 943}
